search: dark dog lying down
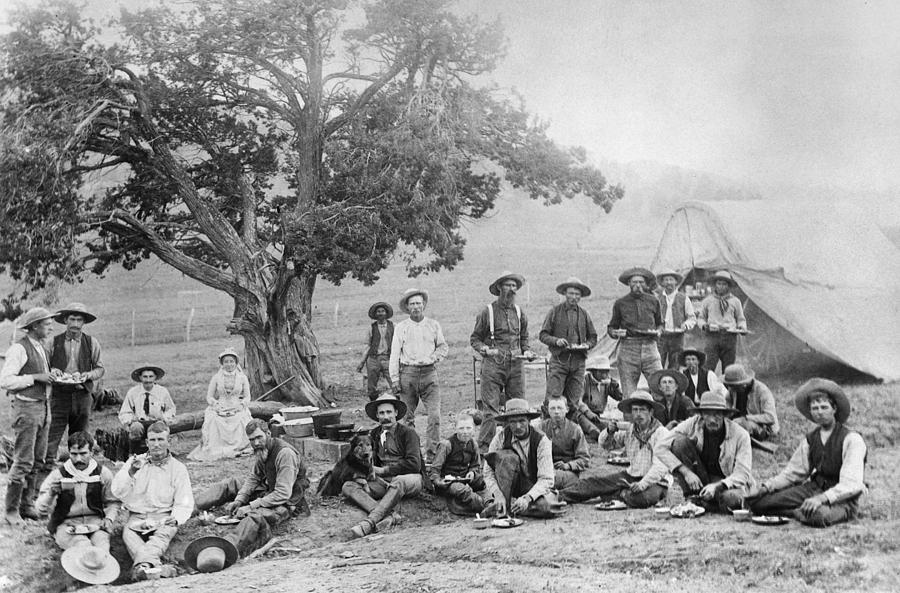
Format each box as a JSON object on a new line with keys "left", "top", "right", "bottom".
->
{"left": 317, "top": 434, "right": 376, "bottom": 497}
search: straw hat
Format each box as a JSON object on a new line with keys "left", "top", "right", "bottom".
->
{"left": 586, "top": 356, "right": 612, "bottom": 371}
{"left": 218, "top": 347, "right": 240, "bottom": 363}
{"left": 399, "top": 288, "right": 429, "bottom": 314}
{"left": 678, "top": 348, "right": 707, "bottom": 367}
{"left": 655, "top": 269, "right": 683, "bottom": 285}
{"left": 489, "top": 271, "right": 525, "bottom": 296}
{"left": 131, "top": 365, "right": 165, "bottom": 382}
{"left": 710, "top": 270, "right": 736, "bottom": 286}
{"left": 617, "top": 267, "right": 656, "bottom": 287}
{"left": 53, "top": 302, "right": 97, "bottom": 324}
{"left": 368, "top": 302, "right": 394, "bottom": 320}
{"left": 365, "top": 393, "right": 408, "bottom": 421}
{"left": 184, "top": 536, "right": 239, "bottom": 573}
{"left": 691, "top": 391, "right": 737, "bottom": 415}
{"left": 555, "top": 277, "right": 591, "bottom": 297}
{"left": 618, "top": 390, "right": 664, "bottom": 414}
{"left": 794, "top": 378, "right": 851, "bottom": 424}
{"left": 721, "top": 364, "right": 754, "bottom": 386}
{"left": 61, "top": 546, "right": 120, "bottom": 585}
{"left": 648, "top": 369, "right": 688, "bottom": 394}
{"left": 16, "top": 307, "right": 54, "bottom": 330}
{"left": 495, "top": 398, "right": 541, "bottom": 421}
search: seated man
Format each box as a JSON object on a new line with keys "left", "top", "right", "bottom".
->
{"left": 343, "top": 393, "right": 424, "bottom": 538}
{"left": 111, "top": 422, "right": 193, "bottom": 581}
{"left": 722, "top": 364, "right": 779, "bottom": 440}
{"left": 747, "top": 379, "right": 866, "bottom": 527}
{"left": 679, "top": 348, "right": 725, "bottom": 405}
{"left": 483, "top": 399, "right": 565, "bottom": 518}
{"left": 572, "top": 356, "right": 623, "bottom": 442}
{"left": 429, "top": 409, "right": 486, "bottom": 515}
{"left": 649, "top": 369, "right": 695, "bottom": 429}
{"left": 118, "top": 365, "right": 175, "bottom": 453}
{"left": 36, "top": 431, "right": 120, "bottom": 552}
{"left": 663, "top": 391, "right": 753, "bottom": 512}
{"left": 559, "top": 391, "right": 676, "bottom": 508}
{"left": 194, "top": 419, "right": 309, "bottom": 559}
{"left": 536, "top": 396, "right": 590, "bottom": 490}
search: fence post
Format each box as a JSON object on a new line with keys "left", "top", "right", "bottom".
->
{"left": 131, "top": 310, "right": 136, "bottom": 348}
{"left": 333, "top": 302, "right": 339, "bottom": 328}
{"left": 186, "top": 307, "right": 195, "bottom": 342}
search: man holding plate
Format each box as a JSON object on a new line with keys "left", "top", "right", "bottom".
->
{"left": 696, "top": 270, "right": 747, "bottom": 373}
{"left": 655, "top": 270, "right": 696, "bottom": 369}
{"left": 607, "top": 267, "right": 663, "bottom": 399}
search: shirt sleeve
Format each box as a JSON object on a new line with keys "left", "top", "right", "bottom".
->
{"left": 482, "top": 431, "right": 505, "bottom": 502}
{"left": 428, "top": 439, "right": 452, "bottom": 482}
{"left": 206, "top": 376, "right": 219, "bottom": 406}
{"left": 584, "top": 312, "right": 598, "bottom": 349}
{"left": 88, "top": 337, "right": 105, "bottom": 382}
{"left": 822, "top": 433, "right": 867, "bottom": 503}
{"left": 524, "top": 437, "right": 555, "bottom": 502}
{"left": 519, "top": 310, "right": 531, "bottom": 353}
{"left": 600, "top": 427, "right": 626, "bottom": 451}
{"left": 101, "top": 467, "right": 121, "bottom": 521}
{"left": 723, "top": 428, "right": 754, "bottom": 489}
{"left": 652, "top": 298, "right": 663, "bottom": 328}
{"left": 431, "top": 321, "right": 449, "bottom": 363}
{"left": 235, "top": 462, "right": 264, "bottom": 505}
{"left": 384, "top": 428, "right": 423, "bottom": 478}
{"left": 470, "top": 307, "right": 490, "bottom": 353}
{"left": 36, "top": 469, "right": 62, "bottom": 515}
{"left": 539, "top": 307, "right": 559, "bottom": 347}
{"left": 733, "top": 298, "right": 747, "bottom": 330}
{"left": 161, "top": 387, "right": 176, "bottom": 422}
{"left": 170, "top": 463, "right": 195, "bottom": 525}
{"left": 640, "top": 426, "right": 678, "bottom": 486}
{"left": 388, "top": 325, "right": 402, "bottom": 384}
{"left": 607, "top": 301, "right": 622, "bottom": 332}
{"left": 0, "top": 344, "right": 34, "bottom": 391}
{"left": 118, "top": 389, "right": 136, "bottom": 425}
{"left": 567, "top": 427, "right": 591, "bottom": 471}
{"left": 110, "top": 461, "right": 137, "bottom": 501}
{"left": 763, "top": 440, "right": 810, "bottom": 492}
{"left": 746, "top": 384, "right": 778, "bottom": 427}
{"left": 683, "top": 296, "right": 697, "bottom": 328}
{"left": 697, "top": 298, "right": 710, "bottom": 326}
{"left": 708, "top": 371, "right": 727, "bottom": 397}
{"left": 250, "top": 449, "right": 299, "bottom": 509}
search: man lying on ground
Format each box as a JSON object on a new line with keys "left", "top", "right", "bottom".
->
{"left": 429, "top": 409, "right": 486, "bottom": 515}
{"left": 536, "top": 396, "right": 590, "bottom": 490}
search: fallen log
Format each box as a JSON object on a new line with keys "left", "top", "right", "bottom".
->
{"left": 167, "top": 401, "right": 284, "bottom": 434}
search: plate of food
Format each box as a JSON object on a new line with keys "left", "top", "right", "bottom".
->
{"left": 594, "top": 500, "right": 627, "bottom": 511}
{"left": 669, "top": 501, "right": 706, "bottom": 518}
{"left": 214, "top": 516, "right": 242, "bottom": 525}
{"left": 726, "top": 329, "right": 750, "bottom": 334}
{"left": 750, "top": 515, "right": 789, "bottom": 526}
{"left": 491, "top": 517, "right": 524, "bottom": 528}
{"left": 53, "top": 372, "right": 85, "bottom": 385}
{"left": 566, "top": 343, "right": 590, "bottom": 351}
{"left": 66, "top": 524, "right": 100, "bottom": 535}
{"left": 653, "top": 506, "right": 670, "bottom": 514}
{"left": 634, "top": 329, "right": 661, "bottom": 335}
{"left": 443, "top": 475, "right": 472, "bottom": 484}
{"left": 607, "top": 456, "right": 629, "bottom": 466}
{"left": 128, "top": 519, "right": 159, "bottom": 534}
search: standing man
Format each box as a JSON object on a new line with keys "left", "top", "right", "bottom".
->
{"left": 537, "top": 396, "right": 590, "bottom": 489}
{"left": 471, "top": 271, "right": 536, "bottom": 452}
{"left": 357, "top": 302, "right": 394, "bottom": 401}
{"left": 679, "top": 348, "right": 726, "bottom": 405}
{"left": 607, "top": 267, "right": 663, "bottom": 398}
{"left": 45, "top": 303, "right": 104, "bottom": 468}
{"left": 118, "top": 365, "right": 176, "bottom": 454}
{"left": 389, "top": 288, "right": 449, "bottom": 461}
{"left": 696, "top": 270, "right": 747, "bottom": 373}
{"left": 1, "top": 307, "right": 56, "bottom": 525}
{"left": 539, "top": 277, "right": 598, "bottom": 415}
{"left": 721, "top": 364, "right": 779, "bottom": 440}
{"left": 655, "top": 270, "right": 696, "bottom": 369}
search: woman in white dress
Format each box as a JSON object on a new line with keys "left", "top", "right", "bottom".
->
{"left": 188, "top": 348, "right": 252, "bottom": 461}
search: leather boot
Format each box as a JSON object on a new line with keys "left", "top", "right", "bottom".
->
{"left": 4, "top": 481, "right": 25, "bottom": 526}
{"left": 19, "top": 474, "right": 40, "bottom": 520}
{"left": 343, "top": 484, "right": 378, "bottom": 514}
{"left": 458, "top": 488, "right": 485, "bottom": 514}
{"left": 375, "top": 511, "right": 401, "bottom": 532}
{"left": 367, "top": 485, "right": 403, "bottom": 525}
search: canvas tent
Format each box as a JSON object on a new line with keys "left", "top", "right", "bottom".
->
{"left": 646, "top": 200, "right": 900, "bottom": 382}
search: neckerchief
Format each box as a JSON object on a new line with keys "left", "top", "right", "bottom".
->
{"left": 632, "top": 418, "right": 662, "bottom": 449}
{"left": 717, "top": 294, "right": 731, "bottom": 316}
{"left": 63, "top": 457, "right": 97, "bottom": 481}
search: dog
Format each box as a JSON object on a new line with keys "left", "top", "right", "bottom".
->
{"left": 316, "top": 434, "right": 377, "bottom": 497}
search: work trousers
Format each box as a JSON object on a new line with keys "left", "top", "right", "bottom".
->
{"left": 657, "top": 333, "right": 685, "bottom": 370}
{"left": 616, "top": 339, "right": 663, "bottom": 398}
{"left": 398, "top": 365, "right": 440, "bottom": 460}
{"left": 670, "top": 434, "right": 744, "bottom": 512}
{"left": 342, "top": 473, "right": 423, "bottom": 524}
{"left": 750, "top": 481, "right": 859, "bottom": 527}
{"left": 435, "top": 477, "right": 486, "bottom": 515}
{"left": 9, "top": 399, "right": 50, "bottom": 484}
{"left": 46, "top": 388, "right": 92, "bottom": 466}
{"left": 365, "top": 355, "right": 392, "bottom": 400}
{"left": 559, "top": 470, "right": 667, "bottom": 508}
{"left": 553, "top": 469, "right": 581, "bottom": 490}
{"left": 703, "top": 333, "right": 737, "bottom": 374}
{"left": 486, "top": 449, "right": 562, "bottom": 519}
{"left": 53, "top": 516, "right": 111, "bottom": 552}
{"left": 545, "top": 353, "right": 586, "bottom": 413}
{"left": 120, "top": 510, "right": 178, "bottom": 567}
{"left": 477, "top": 356, "right": 524, "bottom": 452}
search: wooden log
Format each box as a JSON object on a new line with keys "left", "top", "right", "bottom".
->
{"left": 166, "top": 401, "right": 284, "bottom": 434}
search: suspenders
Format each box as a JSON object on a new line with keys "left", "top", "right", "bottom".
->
{"left": 487, "top": 303, "right": 521, "bottom": 345}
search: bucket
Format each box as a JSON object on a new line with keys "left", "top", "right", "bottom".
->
{"left": 283, "top": 418, "right": 314, "bottom": 438}
{"left": 280, "top": 405, "right": 319, "bottom": 421}
{"left": 311, "top": 410, "right": 342, "bottom": 439}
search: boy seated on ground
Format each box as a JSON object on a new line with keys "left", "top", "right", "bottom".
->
{"left": 429, "top": 409, "right": 486, "bottom": 515}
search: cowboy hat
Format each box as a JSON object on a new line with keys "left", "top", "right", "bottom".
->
{"left": 495, "top": 398, "right": 541, "bottom": 421}
{"left": 555, "top": 277, "right": 591, "bottom": 297}
{"left": 655, "top": 269, "right": 683, "bottom": 285}
{"left": 617, "top": 267, "right": 656, "bottom": 287}
{"left": 648, "top": 369, "right": 688, "bottom": 394}
{"left": 368, "top": 301, "right": 394, "bottom": 320}
{"left": 184, "top": 536, "right": 239, "bottom": 573}
{"left": 131, "top": 365, "right": 166, "bottom": 382}
{"left": 710, "top": 270, "right": 736, "bottom": 286}
{"left": 365, "top": 393, "right": 408, "bottom": 422}
{"left": 678, "top": 348, "right": 707, "bottom": 367}
{"left": 691, "top": 391, "right": 737, "bottom": 415}
{"left": 399, "top": 288, "right": 429, "bottom": 314}
{"left": 794, "top": 378, "right": 851, "bottom": 424}
{"left": 53, "top": 302, "right": 97, "bottom": 324}
{"left": 586, "top": 356, "right": 612, "bottom": 371}
{"left": 618, "top": 390, "right": 664, "bottom": 415}
{"left": 721, "top": 364, "right": 754, "bottom": 386}
{"left": 61, "top": 545, "right": 120, "bottom": 585}
{"left": 16, "top": 307, "right": 54, "bottom": 330}
{"left": 489, "top": 271, "right": 526, "bottom": 296}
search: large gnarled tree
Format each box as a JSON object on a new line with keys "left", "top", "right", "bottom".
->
{"left": 0, "top": 0, "right": 623, "bottom": 405}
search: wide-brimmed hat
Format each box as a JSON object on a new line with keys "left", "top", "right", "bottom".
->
{"left": 794, "top": 378, "right": 851, "bottom": 424}
{"left": 368, "top": 302, "right": 394, "bottom": 320}
{"left": 218, "top": 347, "right": 240, "bottom": 363}
{"left": 618, "top": 267, "right": 656, "bottom": 287}
{"left": 691, "top": 391, "right": 737, "bottom": 415}
{"left": 365, "top": 393, "right": 408, "bottom": 421}
{"left": 586, "top": 356, "right": 611, "bottom": 371}
{"left": 399, "top": 288, "right": 429, "bottom": 314}
{"left": 184, "top": 536, "right": 239, "bottom": 573}
{"left": 618, "top": 390, "right": 664, "bottom": 414}
{"left": 489, "top": 271, "right": 526, "bottom": 296}
{"left": 131, "top": 365, "right": 165, "bottom": 382}
{"left": 53, "top": 302, "right": 97, "bottom": 324}
{"left": 649, "top": 369, "right": 688, "bottom": 394}
{"left": 721, "top": 364, "right": 754, "bottom": 386}
{"left": 555, "top": 277, "right": 591, "bottom": 297}
{"left": 16, "top": 307, "right": 54, "bottom": 330}
{"left": 61, "top": 545, "right": 120, "bottom": 585}
{"left": 495, "top": 398, "right": 541, "bottom": 421}
{"left": 678, "top": 348, "right": 707, "bottom": 367}
{"left": 655, "top": 269, "right": 684, "bottom": 285}
{"left": 710, "top": 270, "right": 735, "bottom": 286}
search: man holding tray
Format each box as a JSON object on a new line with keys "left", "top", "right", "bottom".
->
{"left": 607, "top": 267, "right": 663, "bottom": 398}
{"left": 696, "top": 270, "right": 747, "bottom": 373}
{"left": 655, "top": 270, "right": 696, "bottom": 369}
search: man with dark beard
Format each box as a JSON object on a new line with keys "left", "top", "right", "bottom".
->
{"left": 193, "top": 419, "right": 309, "bottom": 561}
{"left": 607, "top": 267, "right": 663, "bottom": 398}
{"left": 471, "top": 272, "right": 536, "bottom": 452}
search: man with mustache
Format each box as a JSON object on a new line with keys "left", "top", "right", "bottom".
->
{"left": 607, "top": 267, "right": 663, "bottom": 398}
{"left": 537, "top": 396, "right": 590, "bottom": 489}
{"left": 471, "top": 272, "right": 536, "bottom": 452}
{"left": 696, "top": 270, "right": 747, "bottom": 373}
{"left": 344, "top": 393, "right": 424, "bottom": 538}
{"left": 357, "top": 302, "right": 395, "bottom": 401}
{"left": 572, "top": 357, "right": 624, "bottom": 442}
{"left": 36, "top": 431, "right": 119, "bottom": 552}
{"left": 655, "top": 270, "right": 696, "bottom": 369}
{"left": 678, "top": 348, "right": 726, "bottom": 405}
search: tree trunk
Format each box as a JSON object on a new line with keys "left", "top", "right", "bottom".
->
{"left": 166, "top": 401, "right": 284, "bottom": 434}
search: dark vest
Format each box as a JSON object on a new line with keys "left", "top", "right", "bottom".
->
{"left": 659, "top": 291, "right": 687, "bottom": 328}
{"left": 654, "top": 394, "right": 690, "bottom": 426}
{"left": 501, "top": 426, "right": 543, "bottom": 483}
{"left": 684, "top": 368, "right": 710, "bottom": 403}
{"left": 807, "top": 423, "right": 865, "bottom": 492}
{"left": 49, "top": 333, "right": 94, "bottom": 393}
{"left": 14, "top": 337, "right": 49, "bottom": 401}
{"left": 442, "top": 434, "right": 478, "bottom": 477}
{"left": 261, "top": 438, "right": 308, "bottom": 508}
{"left": 369, "top": 321, "right": 394, "bottom": 355}
{"left": 47, "top": 464, "right": 105, "bottom": 533}
{"left": 544, "top": 421, "right": 578, "bottom": 463}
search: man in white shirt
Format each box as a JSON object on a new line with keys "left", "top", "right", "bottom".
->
{"left": 389, "top": 288, "right": 449, "bottom": 461}
{"left": 1, "top": 307, "right": 56, "bottom": 525}
{"left": 118, "top": 365, "right": 176, "bottom": 453}
{"left": 746, "top": 379, "right": 866, "bottom": 527}
{"left": 655, "top": 270, "right": 696, "bottom": 369}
